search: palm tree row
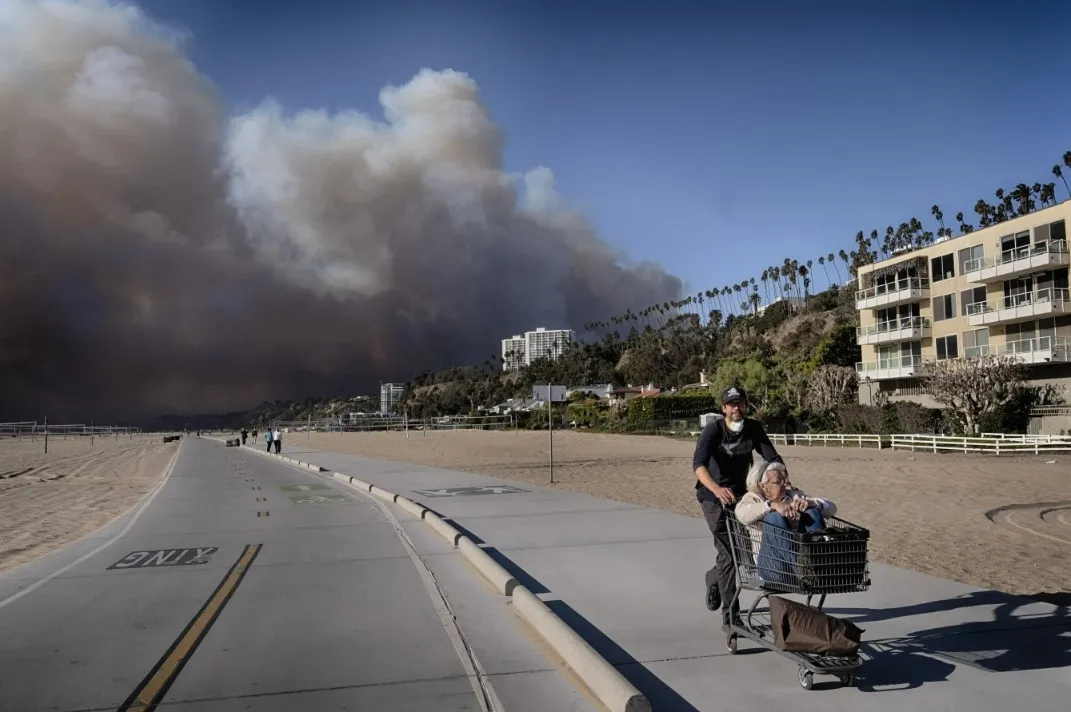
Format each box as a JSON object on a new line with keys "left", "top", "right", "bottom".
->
{"left": 586, "top": 150, "right": 1071, "bottom": 334}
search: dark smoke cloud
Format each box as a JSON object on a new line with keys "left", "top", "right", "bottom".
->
{"left": 0, "top": 0, "right": 682, "bottom": 422}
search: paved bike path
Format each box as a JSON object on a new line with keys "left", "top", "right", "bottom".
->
{"left": 276, "top": 441, "right": 1071, "bottom": 712}
{"left": 0, "top": 437, "right": 595, "bottom": 712}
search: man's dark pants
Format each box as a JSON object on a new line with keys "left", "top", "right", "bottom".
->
{"left": 700, "top": 499, "right": 740, "bottom": 625}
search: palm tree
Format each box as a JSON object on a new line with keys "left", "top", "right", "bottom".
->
{"left": 1053, "top": 164, "right": 1070, "bottom": 199}
{"left": 798, "top": 264, "right": 810, "bottom": 300}
{"left": 828, "top": 253, "right": 842, "bottom": 283}
{"left": 760, "top": 269, "right": 770, "bottom": 304}
{"left": 748, "top": 291, "right": 761, "bottom": 315}
{"left": 1040, "top": 182, "right": 1057, "bottom": 207}
{"left": 837, "top": 250, "right": 849, "bottom": 280}
{"left": 931, "top": 205, "right": 946, "bottom": 237}
{"left": 817, "top": 256, "right": 832, "bottom": 287}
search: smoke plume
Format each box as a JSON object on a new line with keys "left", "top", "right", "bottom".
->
{"left": 0, "top": 0, "right": 682, "bottom": 422}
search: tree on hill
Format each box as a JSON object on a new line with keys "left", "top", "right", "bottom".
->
{"left": 922, "top": 355, "right": 1026, "bottom": 433}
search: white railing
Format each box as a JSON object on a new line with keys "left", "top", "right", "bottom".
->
{"left": 964, "top": 335, "right": 1071, "bottom": 360}
{"left": 0, "top": 421, "right": 140, "bottom": 439}
{"left": 855, "top": 277, "right": 929, "bottom": 303}
{"left": 963, "top": 239, "right": 1069, "bottom": 274}
{"left": 981, "top": 432, "right": 1071, "bottom": 442}
{"left": 273, "top": 415, "right": 515, "bottom": 433}
{"left": 889, "top": 434, "right": 1071, "bottom": 454}
{"left": 770, "top": 433, "right": 884, "bottom": 448}
{"left": 965, "top": 287, "right": 1071, "bottom": 316}
{"left": 856, "top": 353, "right": 929, "bottom": 375}
{"left": 856, "top": 316, "right": 930, "bottom": 338}
{"left": 771, "top": 432, "right": 1071, "bottom": 453}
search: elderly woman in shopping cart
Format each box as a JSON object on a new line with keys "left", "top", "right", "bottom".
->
{"left": 735, "top": 460, "right": 838, "bottom": 586}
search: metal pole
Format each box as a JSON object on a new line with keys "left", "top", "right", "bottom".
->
{"left": 405, "top": 410, "right": 409, "bottom": 439}
{"left": 307, "top": 414, "right": 311, "bottom": 440}
{"left": 91, "top": 421, "right": 94, "bottom": 446}
{"left": 548, "top": 388, "right": 554, "bottom": 485}
{"left": 44, "top": 416, "right": 48, "bottom": 454}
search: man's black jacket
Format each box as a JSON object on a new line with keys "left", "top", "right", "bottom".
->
{"left": 692, "top": 417, "right": 782, "bottom": 502}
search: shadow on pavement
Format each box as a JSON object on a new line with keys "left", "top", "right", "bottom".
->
{"left": 545, "top": 600, "right": 700, "bottom": 712}
{"left": 441, "top": 518, "right": 486, "bottom": 545}
{"left": 829, "top": 589, "right": 1070, "bottom": 679}
{"left": 482, "top": 547, "right": 550, "bottom": 595}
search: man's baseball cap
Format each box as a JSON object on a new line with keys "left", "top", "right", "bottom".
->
{"left": 722, "top": 385, "right": 747, "bottom": 404}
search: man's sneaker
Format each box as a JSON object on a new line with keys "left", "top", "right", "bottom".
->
{"left": 706, "top": 583, "right": 721, "bottom": 611}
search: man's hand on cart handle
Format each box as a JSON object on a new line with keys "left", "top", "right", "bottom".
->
{"left": 695, "top": 466, "right": 736, "bottom": 505}
{"left": 710, "top": 483, "right": 736, "bottom": 505}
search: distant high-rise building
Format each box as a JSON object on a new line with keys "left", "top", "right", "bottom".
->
{"left": 500, "top": 327, "right": 576, "bottom": 371}
{"left": 525, "top": 327, "right": 574, "bottom": 363}
{"left": 501, "top": 335, "right": 526, "bottom": 371}
{"left": 379, "top": 382, "right": 405, "bottom": 415}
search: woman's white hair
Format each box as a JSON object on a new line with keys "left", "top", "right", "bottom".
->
{"left": 746, "top": 459, "right": 788, "bottom": 494}
{"left": 761, "top": 461, "right": 787, "bottom": 485}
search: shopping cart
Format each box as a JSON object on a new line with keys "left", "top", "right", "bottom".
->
{"left": 724, "top": 506, "right": 871, "bottom": 689}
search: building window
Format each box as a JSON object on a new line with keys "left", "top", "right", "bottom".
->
{"left": 959, "top": 286, "right": 986, "bottom": 316}
{"left": 932, "top": 293, "right": 955, "bottom": 321}
{"left": 963, "top": 328, "right": 989, "bottom": 358}
{"left": 999, "top": 231, "right": 1031, "bottom": 261}
{"left": 936, "top": 335, "right": 959, "bottom": 360}
{"left": 931, "top": 253, "right": 955, "bottom": 282}
{"left": 958, "top": 244, "right": 984, "bottom": 274}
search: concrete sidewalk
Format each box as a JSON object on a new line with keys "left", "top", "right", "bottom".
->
{"left": 277, "top": 442, "right": 1070, "bottom": 712}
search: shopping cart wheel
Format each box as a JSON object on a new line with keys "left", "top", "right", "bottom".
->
{"left": 838, "top": 673, "right": 855, "bottom": 687}
{"left": 798, "top": 667, "right": 814, "bottom": 690}
{"left": 725, "top": 632, "right": 737, "bottom": 654}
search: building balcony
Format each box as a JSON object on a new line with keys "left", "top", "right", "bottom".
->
{"left": 961, "top": 239, "right": 1069, "bottom": 283}
{"left": 963, "top": 336, "right": 1071, "bottom": 364}
{"left": 965, "top": 288, "right": 1071, "bottom": 327}
{"left": 855, "top": 278, "right": 930, "bottom": 310}
{"left": 856, "top": 354, "right": 930, "bottom": 381}
{"left": 856, "top": 317, "right": 931, "bottom": 345}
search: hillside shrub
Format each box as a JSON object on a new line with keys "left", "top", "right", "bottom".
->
{"left": 626, "top": 394, "right": 720, "bottom": 425}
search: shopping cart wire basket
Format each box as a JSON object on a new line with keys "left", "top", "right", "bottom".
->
{"left": 724, "top": 507, "right": 871, "bottom": 689}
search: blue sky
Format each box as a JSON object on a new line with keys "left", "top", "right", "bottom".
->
{"left": 137, "top": 0, "right": 1071, "bottom": 297}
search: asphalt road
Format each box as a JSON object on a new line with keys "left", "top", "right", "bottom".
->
{"left": 0, "top": 437, "right": 594, "bottom": 712}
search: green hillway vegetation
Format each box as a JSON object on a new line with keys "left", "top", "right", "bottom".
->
{"left": 195, "top": 152, "right": 1071, "bottom": 435}
{"left": 398, "top": 152, "right": 1071, "bottom": 436}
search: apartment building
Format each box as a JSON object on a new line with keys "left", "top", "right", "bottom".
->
{"left": 500, "top": 327, "right": 576, "bottom": 371}
{"left": 855, "top": 201, "right": 1071, "bottom": 407}
{"left": 526, "top": 327, "right": 575, "bottom": 362}
{"left": 379, "top": 382, "right": 405, "bottom": 415}
{"left": 501, "top": 335, "right": 526, "bottom": 371}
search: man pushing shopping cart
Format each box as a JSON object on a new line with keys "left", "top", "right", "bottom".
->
{"left": 692, "top": 385, "right": 783, "bottom": 630}
{"left": 692, "top": 386, "right": 870, "bottom": 690}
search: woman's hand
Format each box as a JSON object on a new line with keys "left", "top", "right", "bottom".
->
{"left": 771, "top": 501, "right": 799, "bottom": 519}
{"left": 791, "top": 497, "right": 809, "bottom": 512}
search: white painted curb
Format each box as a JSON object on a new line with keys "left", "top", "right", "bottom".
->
{"left": 458, "top": 537, "right": 518, "bottom": 596}
{"left": 423, "top": 511, "right": 463, "bottom": 546}
{"left": 512, "top": 586, "right": 650, "bottom": 712}
{"left": 333, "top": 472, "right": 373, "bottom": 491}
{"left": 369, "top": 485, "right": 397, "bottom": 502}
{"left": 394, "top": 496, "right": 428, "bottom": 519}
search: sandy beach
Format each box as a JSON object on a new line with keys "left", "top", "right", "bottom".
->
{"left": 300, "top": 429, "right": 1071, "bottom": 597}
{"left": 0, "top": 436, "right": 177, "bottom": 574}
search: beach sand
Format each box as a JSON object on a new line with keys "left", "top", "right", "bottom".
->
{"left": 300, "top": 429, "right": 1070, "bottom": 597}
{"left": 0, "top": 436, "right": 177, "bottom": 573}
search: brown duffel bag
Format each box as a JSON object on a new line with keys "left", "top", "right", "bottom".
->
{"left": 768, "top": 595, "right": 863, "bottom": 656}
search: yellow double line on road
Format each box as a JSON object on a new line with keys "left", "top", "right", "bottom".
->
{"left": 117, "top": 543, "right": 262, "bottom": 711}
